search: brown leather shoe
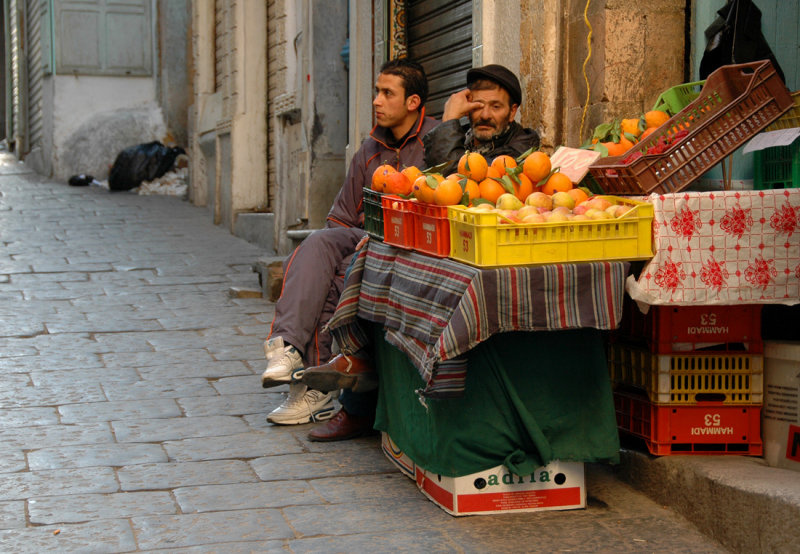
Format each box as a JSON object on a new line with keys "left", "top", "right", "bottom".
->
{"left": 301, "top": 353, "right": 377, "bottom": 393}
{"left": 307, "top": 409, "right": 375, "bottom": 442}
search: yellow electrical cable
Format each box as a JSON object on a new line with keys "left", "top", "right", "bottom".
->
{"left": 578, "top": 0, "right": 593, "bottom": 143}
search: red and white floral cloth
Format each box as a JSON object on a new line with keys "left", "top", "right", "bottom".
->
{"left": 627, "top": 188, "right": 800, "bottom": 306}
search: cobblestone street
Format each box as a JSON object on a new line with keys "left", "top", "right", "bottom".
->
{"left": 0, "top": 154, "right": 729, "bottom": 552}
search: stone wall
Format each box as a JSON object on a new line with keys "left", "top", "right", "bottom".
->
{"left": 521, "top": 0, "right": 686, "bottom": 151}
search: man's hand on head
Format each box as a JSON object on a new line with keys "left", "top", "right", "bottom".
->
{"left": 442, "top": 89, "right": 484, "bottom": 122}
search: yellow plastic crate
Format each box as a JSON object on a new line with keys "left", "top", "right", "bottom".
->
{"left": 607, "top": 343, "right": 764, "bottom": 405}
{"left": 447, "top": 196, "right": 653, "bottom": 267}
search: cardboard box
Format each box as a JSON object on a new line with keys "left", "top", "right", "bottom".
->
{"left": 380, "top": 432, "right": 415, "bottom": 479}
{"left": 763, "top": 341, "right": 800, "bottom": 471}
{"left": 414, "top": 460, "right": 585, "bottom": 516}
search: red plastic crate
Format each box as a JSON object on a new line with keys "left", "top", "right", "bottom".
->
{"left": 614, "top": 391, "right": 763, "bottom": 456}
{"left": 382, "top": 194, "right": 415, "bottom": 250}
{"left": 412, "top": 202, "right": 449, "bottom": 257}
{"left": 616, "top": 300, "right": 763, "bottom": 354}
{"left": 588, "top": 60, "right": 794, "bottom": 195}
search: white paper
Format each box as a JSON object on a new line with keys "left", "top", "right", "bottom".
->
{"left": 743, "top": 128, "right": 800, "bottom": 154}
{"left": 549, "top": 146, "right": 602, "bottom": 184}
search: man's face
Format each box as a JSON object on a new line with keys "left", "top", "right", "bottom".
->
{"left": 373, "top": 73, "right": 412, "bottom": 131}
{"left": 468, "top": 86, "right": 518, "bottom": 141}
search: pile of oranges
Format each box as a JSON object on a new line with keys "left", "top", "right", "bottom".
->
{"left": 370, "top": 148, "right": 578, "bottom": 208}
{"left": 590, "top": 109, "right": 671, "bottom": 157}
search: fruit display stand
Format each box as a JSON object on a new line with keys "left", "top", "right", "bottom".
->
{"left": 323, "top": 240, "right": 625, "bottom": 515}
{"left": 588, "top": 60, "right": 793, "bottom": 196}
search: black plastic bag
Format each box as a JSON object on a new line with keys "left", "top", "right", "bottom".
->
{"left": 699, "top": 0, "right": 786, "bottom": 83}
{"left": 108, "top": 141, "right": 186, "bottom": 192}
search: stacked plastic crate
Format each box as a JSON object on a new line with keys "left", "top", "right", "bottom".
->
{"left": 608, "top": 300, "right": 764, "bottom": 455}
{"left": 754, "top": 91, "right": 800, "bottom": 190}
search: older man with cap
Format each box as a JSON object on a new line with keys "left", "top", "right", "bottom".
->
{"left": 422, "top": 63, "right": 540, "bottom": 173}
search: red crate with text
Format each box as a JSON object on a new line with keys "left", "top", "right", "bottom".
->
{"left": 616, "top": 300, "right": 763, "bottom": 354}
{"left": 614, "top": 391, "right": 763, "bottom": 456}
{"left": 412, "top": 202, "right": 450, "bottom": 257}
{"left": 381, "top": 194, "right": 415, "bottom": 250}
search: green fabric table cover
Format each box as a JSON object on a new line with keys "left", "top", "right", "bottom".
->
{"left": 371, "top": 322, "right": 621, "bottom": 477}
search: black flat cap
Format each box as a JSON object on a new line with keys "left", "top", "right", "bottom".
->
{"left": 467, "top": 64, "right": 522, "bottom": 106}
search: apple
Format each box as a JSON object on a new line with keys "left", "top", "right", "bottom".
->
{"left": 615, "top": 205, "right": 632, "bottom": 217}
{"left": 546, "top": 211, "right": 569, "bottom": 222}
{"left": 572, "top": 204, "right": 589, "bottom": 216}
{"left": 552, "top": 206, "right": 571, "bottom": 216}
{"left": 517, "top": 205, "right": 539, "bottom": 219}
{"left": 585, "top": 197, "right": 612, "bottom": 212}
{"left": 551, "top": 191, "right": 576, "bottom": 210}
{"left": 590, "top": 209, "right": 613, "bottom": 220}
{"left": 522, "top": 213, "right": 546, "bottom": 223}
{"left": 524, "top": 191, "right": 553, "bottom": 210}
{"left": 496, "top": 193, "right": 523, "bottom": 211}
{"left": 497, "top": 209, "right": 521, "bottom": 224}
{"left": 572, "top": 214, "right": 590, "bottom": 221}
{"left": 605, "top": 205, "right": 620, "bottom": 217}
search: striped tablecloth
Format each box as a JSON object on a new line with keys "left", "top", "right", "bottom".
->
{"left": 327, "top": 240, "right": 628, "bottom": 398}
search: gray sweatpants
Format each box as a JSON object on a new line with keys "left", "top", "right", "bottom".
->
{"left": 269, "top": 226, "right": 365, "bottom": 368}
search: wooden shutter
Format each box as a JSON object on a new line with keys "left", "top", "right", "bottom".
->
{"left": 406, "top": 0, "right": 472, "bottom": 118}
{"left": 55, "top": 0, "right": 152, "bottom": 76}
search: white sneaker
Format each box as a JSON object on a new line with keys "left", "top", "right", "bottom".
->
{"left": 266, "top": 383, "right": 336, "bottom": 425}
{"left": 261, "top": 336, "right": 304, "bottom": 388}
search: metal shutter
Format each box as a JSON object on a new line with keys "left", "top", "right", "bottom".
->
{"left": 406, "top": 0, "right": 472, "bottom": 119}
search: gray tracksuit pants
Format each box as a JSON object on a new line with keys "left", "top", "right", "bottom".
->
{"left": 269, "top": 226, "right": 365, "bottom": 368}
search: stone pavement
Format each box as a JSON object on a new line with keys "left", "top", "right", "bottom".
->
{"left": 0, "top": 152, "right": 739, "bottom": 552}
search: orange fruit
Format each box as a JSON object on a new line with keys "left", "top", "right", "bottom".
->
{"left": 600, "top": 141, "right": 628, "bottom": 157}
{"left": 541, "top": 172, "right": 573, "bottom": 195}
{"left": 478, "top": 177, "right": 506, "bottom": 205}
{"left": 640, "top": 127, "right": 658, "bottom": 142}
{"left": 401, "top": 165, "right": 423, "bottom": 185}
{"left": 457, "top": 151, "right": 489, "bottom": 182}
{"left": 512, "top": 173, "right": 534, "bottom": 202}
{"left": 567, "top": 187, "right": 589, "bottom": 206}
{"left": 617, "top": 135, "right": 635, "bottom": 153}
{"left": 485, "top": 166, "right": 502, "bottom": 180}
{"left": 522, "top": 151, "right": 552, "bottom": 184}
{"left": 621, "top": 118, "right": 642, "bottom": 137}
{"left": 433, "top": 178, "right": 464, "bottom": 206}
{"left": 412, "top": 174, "right": 442, "bottom": 204}
{"left": 490, "top": 155, "right": 517, "bottom": 176}
{"left": 383, "top": 171, "right": 412, "bottom": 195}
{"left": 371, "top": 164, "right": 396, "bottom": 192}
{"left": 644, "top": 110, "right": 670, "bottom": 129}
{"left": 460, "top": 178, "right": 480, "bottom": 204}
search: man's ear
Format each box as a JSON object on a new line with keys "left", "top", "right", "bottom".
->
{"left": 508, "top": 103, "right": 519, "bottom": 122}
{"left": 406, "top": 94, "right": 421, "bottom": 112}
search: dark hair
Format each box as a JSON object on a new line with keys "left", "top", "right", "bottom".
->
{"left": 379, "top": 58, "right": 428, "bottom": 106}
